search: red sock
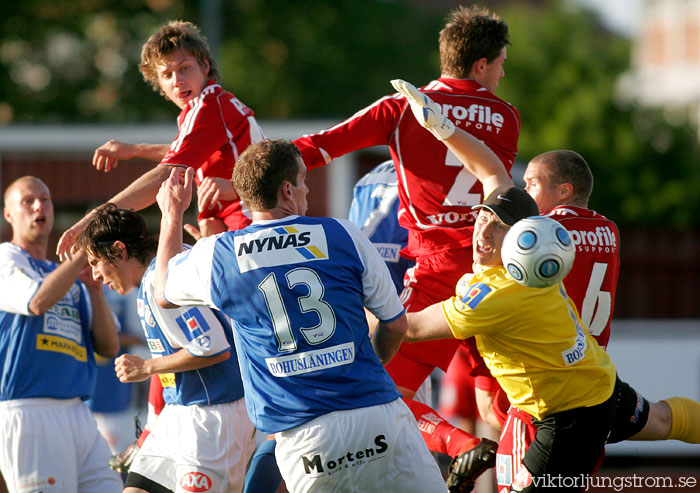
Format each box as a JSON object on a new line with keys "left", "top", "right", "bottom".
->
{"left": 136, "top": 428, "right": 150, "bottom": 448}
{"left": 404, "top": 398, "right": 480, "bottom": 457}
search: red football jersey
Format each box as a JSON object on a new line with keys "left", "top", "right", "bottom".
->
{"left": 294, "top": 77, "right": 520, "bottom": 257}
{"left": 161, "top": 81, "right": 265, "bottom": 230}
{"left": 548, "top": 205, "right": 620, "bottom": 348}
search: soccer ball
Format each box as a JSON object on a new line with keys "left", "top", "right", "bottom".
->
{"left": 501, "top": 216, "right": 575, "bottom": 288}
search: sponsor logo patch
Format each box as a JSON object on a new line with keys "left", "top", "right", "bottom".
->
{"left": 456, "top": 282, "right": 492, "bottom": 310}
{"left": 301, "top": 435, "right": 388, "bottom": 476}
{"left": 36, "top": 334, "right": 86, "bottom": 361}
{"left": 374, "top": 242, "right": 402, "bottom": 263}
{"left": 176, "top": 308, "right": 211, "bottom": 341}
{"left": 44, "top": 302, "right": 82, "bottom": 343}
{"left": 235, "top": 224, "right": 328, "bottom": 273}
{"left": 567, "top": 225, "right": 617, "bottom": 251}
{"left": 439, "top": 103, "right": 505, "bottom": 131}
{"left": 496, "top": 453, "right": 513, "bottom": 487}
{"left": 179, "top": 471, "right": 212, "bottom": 492}
{"left": 265, "top": 342, "right": 354, "bottom": 377}
{"left": 147, "top": 339, "right": 165, "bottom": 353}
{"left": 158, "top": 372, "right": 176, "bottom": 388}
{"left": 18, "top": 476, "right": 56, "bottom": 492}
{"left": 560, "top": 284, "right": 588, "bottom": 366}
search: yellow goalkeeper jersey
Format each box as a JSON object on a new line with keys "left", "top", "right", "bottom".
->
{"left": 441, "top": 264, "right": 616, "bottom": 420}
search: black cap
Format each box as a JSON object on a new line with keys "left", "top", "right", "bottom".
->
{"left": 472, "top": 186, "right": 539, "bottom": 226}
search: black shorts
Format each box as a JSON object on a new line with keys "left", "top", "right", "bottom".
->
{"left": 516, "top": 375, "right": 650, "bottom": 492}
{"left": 124, "top": 472, "right": 174, "bottom": 493}
{"left": 607, "top": 376, "right": 650, "bottom": 443}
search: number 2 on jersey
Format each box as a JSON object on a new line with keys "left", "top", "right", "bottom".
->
{"left": 443, "top": 149, "right": 481, "bottom": 207}
{"left": 259, "top": 268, "right": 337, "bottom": 352}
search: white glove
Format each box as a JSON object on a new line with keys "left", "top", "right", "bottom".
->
{"left": 391, "top": 79, "right": 455, "bottom": 140}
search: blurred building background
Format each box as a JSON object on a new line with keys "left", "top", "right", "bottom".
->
{"left": 622, "top": 0, "right": 700, "bottom": 123}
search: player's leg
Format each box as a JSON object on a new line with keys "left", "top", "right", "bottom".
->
{"left": 607, "top": 376, "right": 700, "bottom": 444}
{"left": 402, "top": 397, "right": 481, "bottom": 457}
{"left": 127, "top": 405, "right": 180, "bottom": 492}
{"left": 75, "top": 401, "right": 123, "bottom": 492}
{"left": 218, "top": 398, "right": 257, "bottom": 493}
{"left": 496, "top": 407, "right": 536, "bottom": 492}
{"left": 243, "top": 437, "right": 283, "bottom": 493}
{"left": 654, "top": 397, "right": 700, "bottom": 442}
{"left": 123, "top": 389, "right": 173, "bottom": 493}
{"left": 165, "top": 401, "right": 255, "bottom": 493}
{"left": 439, "top": 345, "right": 478, "bottom": 435}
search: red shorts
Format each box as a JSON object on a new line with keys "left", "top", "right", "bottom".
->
{"left": 496, "top": 406, "right": 537, "bottom": 492}
{"left": 385, "top": 248, "right": 470, "bottom": 390}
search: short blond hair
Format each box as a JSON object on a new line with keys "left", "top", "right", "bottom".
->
{"left": 139, "top": 20, "right": 219, "bottom": 95}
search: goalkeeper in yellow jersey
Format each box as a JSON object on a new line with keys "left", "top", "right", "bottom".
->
{"left": 403, "top": 186, "right": 700, "bottom": 492}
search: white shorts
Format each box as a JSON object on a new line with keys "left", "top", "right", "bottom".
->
{"left": 274, "top": 398, "right": 444, "bottom": 493}
{"left": 130, "top": 398, "right": 256, "bottom": 493}
{"left": 0, "top": 398, "right": 122, "bottom": 493}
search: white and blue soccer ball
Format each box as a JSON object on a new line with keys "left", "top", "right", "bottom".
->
{"left": 501, "top": 216, "right": 575, "bottom": 288}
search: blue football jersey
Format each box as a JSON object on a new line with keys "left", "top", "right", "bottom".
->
{"left": 163, "top": 216, "right": 404, "bottom": 433}
{"left": 138, "top": 258, "right": 244, "bottom": 407}
{"left": 0, "top": 243, "right": 96, "bottom": 400}
{"left": 348, "top": 161, "right": 413, "bottom": 293}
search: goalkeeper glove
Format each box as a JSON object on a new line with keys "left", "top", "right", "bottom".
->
{"left": 391, "top": 79, "right": 455, "bottom": 140}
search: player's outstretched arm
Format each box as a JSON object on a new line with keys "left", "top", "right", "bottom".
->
{"left": 404, "top": 303, "right": 455, "bottom": 342}
{"left": 154, "top": 167, "right": 194, "bottom": 309}
{"left": 57, "top": 165, "right": 174, "bottom": 260}
{"left": 391, "top": 79, "right": 512, "bottom": 197}
{"left": 93, "top": 140, "right": 170, "bottom": 173}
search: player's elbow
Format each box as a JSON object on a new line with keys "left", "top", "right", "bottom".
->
{"left": 213, "top": 350, "right": 230, "bottom": 364}
{"left": 384, "top": 315, "right": 408, "bottom": 340}
{"left": 155, "top": 293, "right": 178, "bottom": 309}
{"left": 28, "top": 298, "right": 52, "bottom": 316}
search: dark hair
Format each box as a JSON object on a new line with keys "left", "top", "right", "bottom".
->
{"left": 439, "top": 5, "right": 509, "bottom": 78}
{"left": 533, "top": 150, "right": 594, "bottom": 206}
{"left": 76, "top": 204, "right": 158, "bottom": 265}
{"left": 139, "top": 20, "right": 219, "bottom": 94}
{"left": 232, "top": 140, "right": 301, "bottom": 211}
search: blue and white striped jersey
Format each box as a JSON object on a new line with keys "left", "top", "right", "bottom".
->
{"left": 0, "top": 243, "right": 96, "bottom": 400}
{"left": 163, "top": 216, "right": 404, "bottom": 433}
{"left": 138, "top": 257, "right": 244, "bottom": 407}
